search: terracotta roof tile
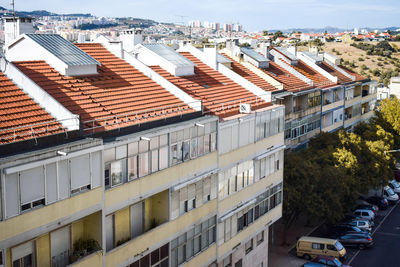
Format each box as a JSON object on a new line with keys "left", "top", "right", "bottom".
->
{"left": 0, "top": 72, "right": 64, "bottom": 144}
{"left": 13, "top": 43, "right": 194, "bottom": 132}
{"left": 150, "top": 51, "right": 270, "bottom": 118}
{"left": 221, "top": 53, "right": 278, "bottom": 92}
{"left": 319, "top": 62, "right": 353, "bottom": 84}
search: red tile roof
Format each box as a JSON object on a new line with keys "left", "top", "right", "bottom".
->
{"left": 319, "top": 61, "right": 353, "bottom": 84}
{"left": 13, "top": 43, "right": 194, "bottom": 132}
{"left": 0, "top": 72, "right": 64, "bottom": 144}
{"left": 221, "top": 53, "right": 278, "bottom": 92}
{"left": 259, "top": 61, "right": 311, "bottom": 92}
{"left": 150, "top": 51, "right": 270, "bottom": 118}
{"left": 280, "top": 58, "right": 335, "bottom": 88}
{"left": 338, "top": 65, "right": 367, "bottom": 82}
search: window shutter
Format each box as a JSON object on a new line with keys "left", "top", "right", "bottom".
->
{"left": 58, "top": 160, "right": 70, "bottom": 200}
{"left": 239, "top": 121, "right": 250, "bottom": 147}
{"left": 5, "top": 173, "right": 19, "bottom": 218}
{"left": 179, "top": 187, "right": 188, "bottom": 215}
{"left": 196, "top": 180, "right": 203, "bottom": 207}
{"left": 220, "top": 126, "right": 232, "bottom": 154}
{"left": 130, "top": 202, "right": 144, "bottom": 238}
{"left": 188, "top": 184, "right": 196, "bottom": 200}
{"left": 91, "top": 151, "right": 102, "bottom": 188}
{"left": 20, "top": 166, "right": 45, "bottom": 204}
{"left": 105, "top": 215, "right": 114, "bottom": 251}
{"left": 46, "top": 163, "right": 57, "bottom": 204}
{"left": 217, "top": 222, "right": 224, "bottom": 245}
{"left": 231, "top": 213, "right": 238, "bottom": 237}
{"left": 203, "top": 177, "right": 211, "bottom": 202}
{"left": 210, "top": 174, "right": 217, "bottom": 199}
{"left": 12, "top": 241, "right": 33, "bottom": 261}
{"left": 70, "top": 154, "right": 91, "bottom": 190}
{"left": 171, "top": 190, "right": 180, "bottom": 220}
{"left": 231, "top": 124, "right": 239, "bottom": 150}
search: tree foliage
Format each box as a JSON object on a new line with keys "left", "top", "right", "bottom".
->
{"left": 282, "top": 98, "right": 400, "bottom": 243}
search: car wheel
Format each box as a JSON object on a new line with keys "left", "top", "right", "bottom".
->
{"left": 359, "top": 244, "right": 365, "bottom": 249}
{"left": 303, "top": 254, "right": 311, "bottom": 260}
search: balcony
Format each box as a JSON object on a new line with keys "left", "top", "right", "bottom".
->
{"left": 105, "top": 151, "right": 218, "bottom": 210}
{"left": 219, "top": 170, "right": 283, "bottom": 215}
{"left": 322, "top": 99, "right": 344, "bottom": 113}
{"left": 322, "top": 121, "right": 343, "bottom": 133}
{"left": 344, "top": 95, "right": 362, "bottom": 108}
{"left": 361, "top": 92, "right": 377, "bottom": 104}
{"left": 217, "top": 203, "right": 282, "bottom": 258}
{"left": 361, "top": 110, "right": 375, "bottom": 121}
{"left": 67, "top": 250, "right": 103, "bottom": 267}
{"left": 106, "top": 199, "right": 217, "bottom": 267}
{"left": 0, "top": 187, "right": 102, "bottom": 243}
{"left": 285, "top": 105, "right": 320, "bottom": 121}
{"left": 344, "top": 115, "right": 361, "bottom": 128}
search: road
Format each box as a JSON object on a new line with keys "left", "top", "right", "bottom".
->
{"left": 351, "top": 202, "right": 400, "bottom": 267}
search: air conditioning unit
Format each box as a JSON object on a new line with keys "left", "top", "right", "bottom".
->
{"left": 239, "top": 103, "right": 251, "bottom": 114}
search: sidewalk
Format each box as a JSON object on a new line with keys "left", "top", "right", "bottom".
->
{"left": 268, "top": 216, "right": 322, "bottom": 267}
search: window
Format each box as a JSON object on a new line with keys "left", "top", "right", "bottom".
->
{"left": 111, "top": 160, "right": 123, "bottom": 186}
{"left": 130, "top": 244, "right": 169, "bottom": 267}
{"left": 223, "top": 255, "right": 232, "bottom": 267}
{"left": 12, "top": 241, "right": 34, "bottom": 267}
{"left": 235, "top": 259, "right": 243, "bottom": 267}
{"left": 170, "top": 216, "right": 216, "bottom": 267}
{"left": 128, "top": 156, "right": 138, "bottom": 180}
{"left": 20, "top": 166, "right": 45, "bottom": 212}
{"left": 245, "top": 239, "right": 253, "bottom": 254}
{"left": 312, "top": 243, "right": 324, "bottom": 250}
{"left": 256, "top": 231, "right": 264, "bottom": 245}
{"left": 105, "top": 214, "right": 115, "bottom": 251}
{"left": 327, "top": 244, "right": 337, "bottom": 251}
{"left": 138, "top": 153, "right": 149, "bottom": 177}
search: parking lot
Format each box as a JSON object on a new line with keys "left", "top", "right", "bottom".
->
{"left": 280, "top": 201, "right": 399, "bottom": 267}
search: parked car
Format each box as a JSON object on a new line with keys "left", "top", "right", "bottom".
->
{"left": 296, "top": 236, "right": 346, "bottom": 261}
{"left": 338, "top": 233, "right": 373, "bottom": 249}
{"left": 388, "top": 179, "right": 400, "bottom": 195}
{"left": 366, "top": 196, "right": 389, "bottom": 210}
{"left": 340, "top": 220, "right": 372, "bottom": 232}
{"left": 328, "top": 225, "right": 368, "bottom": 238}
{"left": 353, "top": 204, "right": 378, "bottom": 214}
{"left": 383, "top": 185, "right": 399, "bottom": 204}
{"left": 356, "top": 198, "right": 379, "bottom": 211}
{"left": 353, "top": 209, "right": 375, "bottom": 221}
{"left": 302, "top": 255, "right": 351, "bottom": 267}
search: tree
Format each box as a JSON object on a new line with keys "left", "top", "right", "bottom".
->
{"left": 262, "top": 30, "right": 268, "bottom": 36}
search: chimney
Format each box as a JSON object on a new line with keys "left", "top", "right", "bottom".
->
{"left": 287, "top": 46, "right": 297, "bottom": 57}
{"left": 4, "top": 17, "right": 35, "bottom": 48}
{"left": 203, "top": 45, "right": 218, "bottom": 70}
{"left": 121, "top": 28, "right": 143, "bottom": 52}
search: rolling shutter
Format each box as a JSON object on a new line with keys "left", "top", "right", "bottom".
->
{"left": 70, "top": 154, "right": 91, "bottom": 190}
{"left": 20, "top": 166, "right": 45, "bottom": 204}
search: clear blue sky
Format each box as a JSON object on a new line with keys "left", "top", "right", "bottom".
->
{"left": 7, "top": 0, "right": 400, "bottom": 32}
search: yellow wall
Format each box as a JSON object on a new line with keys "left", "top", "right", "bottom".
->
{"left": 219, "top": 170, "right": 283, "bottom": 214}
{"left": 219, "top": 133, "right": 284, "bottom": 169}
{"left": 0, "top": 187, "right": 102, "bottom": 242}
{"left": 114, "top": 207, "right": 130, "bottom": 246}
{"left": 105, "top": 152, "right": 218, "bottom": 209}
{"left": 83, "top": 212, "right": 102, "bottom": 245}
{"left": 106, "top": 199, "right": 217, "bottom": 267}
{"left": 144, "top": 190, "right": 169, "bottom": 231}
{"left": 72, "top": 221, "right": 84, "bottom": 247}
{"left": 36, "top": 234, "right": 50, "bottom": 267}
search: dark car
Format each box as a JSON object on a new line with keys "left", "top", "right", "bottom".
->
{"left": 329, "top": 225, "right": 368, "bottom": 238}
{"left": 367, "top": 196, "right": 389, "bottom": 210}
{"left": 338, "top": 233, "right": 373, "bottom": 249}
{"left": 302, "top": 255, "right": 351, "bottom": 267}
{"left": 353, "top": 204, "right": 378, "bottom": 214}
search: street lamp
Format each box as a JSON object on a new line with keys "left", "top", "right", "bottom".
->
{"left": 384, "top": 149, "right": 400, "bottom": 156}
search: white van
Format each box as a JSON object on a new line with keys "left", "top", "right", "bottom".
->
{"left": 353, "top": 209, "right": 375, "bottom": 221}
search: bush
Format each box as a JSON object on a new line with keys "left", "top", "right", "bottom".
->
{"left": 378, "top": 62, "right": 383, "bottom": 67}
{"left": 358, "top": 57, "right": 365, "bottom": 62}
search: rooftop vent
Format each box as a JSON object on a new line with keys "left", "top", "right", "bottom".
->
{"left": 138, "top": 44, "right": 195, "bottom": 76}
{"left": 301, "top": 51, "right": 323, "bottom": 64}
{"left": 6, "top": 34, "right": 100, "bottom": 76}
{"left": 274, "top": 47, "right": 298, "bottom": 65}
{"left": 240, "top": 47, "right": 269, "bottom": 68}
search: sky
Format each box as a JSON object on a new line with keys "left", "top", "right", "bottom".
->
{"left": 5, "top": 0, "right": 400, "bottom": 32}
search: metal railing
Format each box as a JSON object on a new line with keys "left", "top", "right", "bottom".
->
{"left": 0, "top": 118, "right": 74, "bottom": 144}
{"left": 51, "top": 250, "right": 70, "bottom": 267}
{"left": 82, "top": 101, "right": 199, "bottom": 135}
{"left": 202, "top": 94, "right": 270, "bottom": 115}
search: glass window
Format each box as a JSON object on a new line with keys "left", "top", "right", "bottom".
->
{"left": 128, "top": 156, "right": 138, "bottom": 181}
{"left": 204, "top": 134, "right": 210, "bottom": 153}
{"left": 128, "top": 141, "right": 139, "bottom": 156}
{"left": 190, "top": 139, "right": 198, "bottom": 159}
{"left": 198, "top": 136, "right": 205, "bottom": 156}
{"left": 139, "top": 140, "right": 149, "bottom": 153}
{"left": 160, "top": 134, "right": 168, "bottom": 146}
{"left": 210, "top": 132, "right": 217, "bottom": 152}
{"left": 138, "top": 152, "right": 149, "bottom": 177}
{"left": 245, "top": 239, "right": 253, "bottom": 254}
{"left": 159, "top": 146, "right": 168, "bottom": 170}
{"left": 104, "top": 148, "right": 115, "bottom": 162}
{"left": 150, "top": 136, "right": 159, "bottom": 150}
{"left": 111, "top": 161, "right": 123, "bottom": 186}
{"left": 151, "top": 150, "right": 159, "bottom": 173}
{"left": 183, "top": 140, "right": 190, "bottom": 161}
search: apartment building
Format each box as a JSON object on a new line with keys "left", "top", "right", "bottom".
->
{"left": 220, "top": 44, "right": 377, "bottom": 149}
{"left": 0, "top": 24, "right": 284, "bottom": 267}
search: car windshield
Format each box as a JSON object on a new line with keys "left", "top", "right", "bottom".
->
{"left": 333, "top": 258, "right": 342, "bottom": 266}
{"left": 335, "top": 241, "right": 344, "bottom": 251}
{"left": 387, "top": 187, "right": 395, "bottom": 195}
{"left": 392, "top": 181, "right": 400, "bottom": 188}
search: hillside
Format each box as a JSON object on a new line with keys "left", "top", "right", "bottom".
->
{"left": 322, "top": 41, "right": 400, "bottom": 86}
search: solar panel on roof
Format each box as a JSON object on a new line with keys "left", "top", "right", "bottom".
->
{"left": 143, "top": 44, "right": 195, "bottom": 67}
{"left": 26, "top": 34, "right": 100, "bottom": 66}
{"left": 240, "top": 47, "right": 269, "bottom": 63}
